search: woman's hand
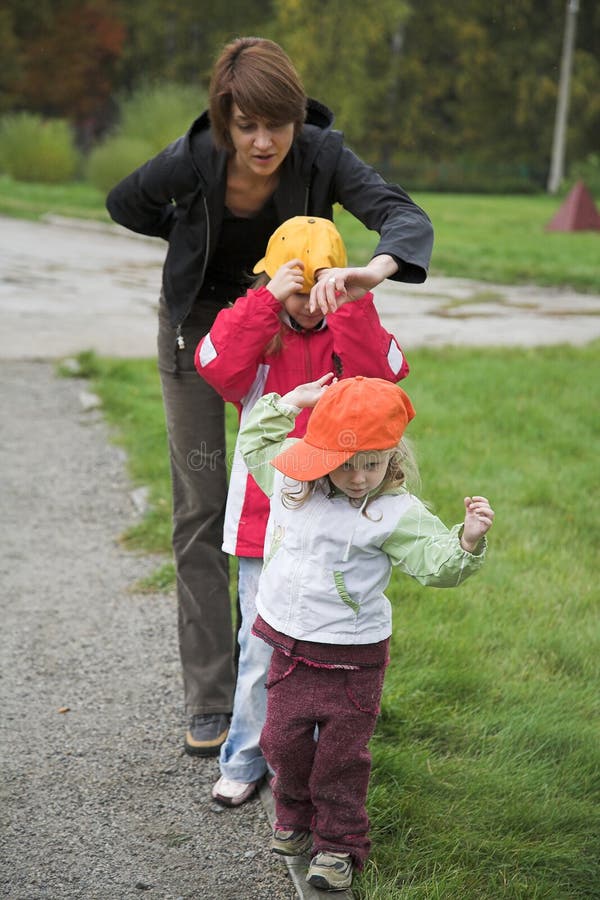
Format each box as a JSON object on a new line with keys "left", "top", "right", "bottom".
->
{"left": 309, "top": 254, "right": 399, "bottom": 314}
{"left": 280, "top": 372, "right": 335, "bottom": 409}
{"left": 266, "top": 260, "right": 306, "bottom": 302}
{"left": 460, "top": 496, "right": 495, "bottom": 553}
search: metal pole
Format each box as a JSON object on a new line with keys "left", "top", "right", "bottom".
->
{"left": 547, "top": 0, "right": 580, "bottom": 194}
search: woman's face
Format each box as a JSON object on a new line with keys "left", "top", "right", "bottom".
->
{"left": 229, "top": 103, "right": 295, "bottom": 178}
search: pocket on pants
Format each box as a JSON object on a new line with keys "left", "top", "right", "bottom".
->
{"left": 344, "top": 665, "right": 386, "bottom": 716}
{"left": 265, "top": 649, "right": 298, "bottom": 689}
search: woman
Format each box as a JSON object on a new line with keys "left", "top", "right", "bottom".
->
{"left": 106, "top": 36, "right": 434, "bottom": 758}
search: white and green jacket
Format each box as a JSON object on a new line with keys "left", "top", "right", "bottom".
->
{"left": 240, "top": 394, "right": 487, "bottom": 646}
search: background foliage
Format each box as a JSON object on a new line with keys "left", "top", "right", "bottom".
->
{"left": 1, "top": 0, "right": 599, "bottom": 191}
{"left": 85, "top": 82, "right": 206, "bottom": 191}
{"left": 0, "top": 113, "right": 80, "bottom": 183}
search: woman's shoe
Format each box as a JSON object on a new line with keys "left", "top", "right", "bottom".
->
{"left": 184, "top": 714, "right": 229, "bottom": 757}
{"left": 211, "top": 774, "right": 259, "bottom": 807}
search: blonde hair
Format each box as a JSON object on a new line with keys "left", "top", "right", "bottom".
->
{"left": 281, "top": 437, "right": 420, "bottom": 513}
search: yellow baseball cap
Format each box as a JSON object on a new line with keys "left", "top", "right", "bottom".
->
{"left": 253, "top": 216, "right": 347, "bottom": 293}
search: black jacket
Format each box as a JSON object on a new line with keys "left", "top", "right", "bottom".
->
{"left": 106, "top": 99, "right": 434, "bottom": 329}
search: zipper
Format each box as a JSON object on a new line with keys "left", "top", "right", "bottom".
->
{"left": 173, "top": 194, "right": 211, "bottom": 358}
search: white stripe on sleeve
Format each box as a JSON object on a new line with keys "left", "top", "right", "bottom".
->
{"left": 387, "top": 338, "right": 404, "bottom": 375}
{"left": 198, "top": 332, "right": 217, "bottom": 367}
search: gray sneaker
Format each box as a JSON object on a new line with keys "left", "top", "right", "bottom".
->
{"left": 306, "top": 851, "right": 353, "bottom": 891}
{"left": 271, "top": 828, "right": 312, "bottom": 856}
{"left": 184, "top": 713, "right": 229, "bottom": 757}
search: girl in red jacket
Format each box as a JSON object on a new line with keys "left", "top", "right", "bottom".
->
{"left": 194, "top": 216, "right": 409, "bottom": 807}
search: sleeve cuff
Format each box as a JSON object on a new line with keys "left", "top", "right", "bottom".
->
{"left": 274, "top": 398, "right": 301, "bottom": 416}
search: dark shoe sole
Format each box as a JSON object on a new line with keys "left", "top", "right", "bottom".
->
{"left": 184, "top": 727, "right": 228, "bottom": 757}
{"left": 307, "top": 874, "right": 351, "bottom": 891}
{"left": 184, "top": 742, "right": 223, "bottom": 757}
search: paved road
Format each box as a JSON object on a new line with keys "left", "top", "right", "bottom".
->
{"left": 2, "top": 214, "right": 600, "bottom": 360}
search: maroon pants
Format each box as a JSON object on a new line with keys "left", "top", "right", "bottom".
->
{"left": 260, "top": 649, "right": 387, "bottom": 868}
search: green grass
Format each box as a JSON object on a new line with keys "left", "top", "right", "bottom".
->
{"left": 63, "top": 343, "right": 600, "bottom": 898}
{"left": 417, "top": 193, "right": 600, "bottom": 293}
{"left": 1, "top": 175, "right": 598, "bottom": 292}
{"left": 0, "top": 174, "right": 110, "bottom": 222}
{"left": 336, "top": 193, "right": 600, "bottom": 293}
{"left": 358, "top": 344, "right": 600, "bottom": 898}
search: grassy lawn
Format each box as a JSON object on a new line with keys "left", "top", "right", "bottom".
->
{"left": 63, "top": 344, "right": 600, "bottom": 899}
{"left": 0, "top": 174, "right": 112, "bottom": 222}
{"left": 336, "top": 196, "right": 600, "bottom": 293}
{"left": 1, "top": 175, "right": 598, "bottom": 292}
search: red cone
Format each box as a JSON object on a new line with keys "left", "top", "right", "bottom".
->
{"left": 546, "top": 180, "right": 600, "bottom": 231}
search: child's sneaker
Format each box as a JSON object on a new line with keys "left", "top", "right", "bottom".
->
{"left": 211, "top": 775, "right": 259, "bottom": 807}
{"left": 271, "top": 828, "right": 312, "bottom": 856}
{"left": 306, "top": 851, "right": 353, "bottom": 891}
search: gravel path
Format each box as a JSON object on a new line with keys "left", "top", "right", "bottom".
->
{"left": 0, "top": 360, "right": 295, "bottom": 900}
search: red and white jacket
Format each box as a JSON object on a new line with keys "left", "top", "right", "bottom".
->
{"left": 195, "top": 286, "right": 409, "bottom": 557}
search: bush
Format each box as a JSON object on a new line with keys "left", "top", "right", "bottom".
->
{"left": 0, "top": 113, "right": 80, "bottom": 183}
{"left": 117, "top": 82, "right": 205, "bottom": 152}
{"left": 86, "top": 136, "right": 154, "bottom": 193}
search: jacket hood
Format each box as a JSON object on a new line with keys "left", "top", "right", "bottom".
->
{"left": 304, "top": 98, "right": 335, "bottom": 129}
{"left": 186, "top": 111, "right": 222, "bottom": 188}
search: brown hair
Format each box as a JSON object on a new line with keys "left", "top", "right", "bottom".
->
{"left": 209, "top": 37, "right": 307, "bottom": 150}
{"left": 246, "top": 271, "right": 284, "bottom": 355}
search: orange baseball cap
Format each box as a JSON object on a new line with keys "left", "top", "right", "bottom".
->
{"left": 253, "top": 216, "right": 347, "bottom": 294}
{"left": 271, "top": 376, "right": 416, "bottom": 481}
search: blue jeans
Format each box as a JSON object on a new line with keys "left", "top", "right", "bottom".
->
{"left": 219, "top": 557, "right": 272, "bottom": 782}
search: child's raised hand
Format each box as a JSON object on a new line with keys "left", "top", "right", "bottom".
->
{"left": 266, "top": 260, "right": 306, "bottom": 302}
{"left": 281, "top": 373, "right": 336, "bottom": 410}
{"left": 460, "top": 496, "right": 495, "bottom": 553}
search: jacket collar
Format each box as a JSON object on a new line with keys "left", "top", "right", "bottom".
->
{"left": 281, "top": 311, "right": 327, "bottom": 333}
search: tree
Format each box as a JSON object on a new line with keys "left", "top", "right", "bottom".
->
{"left": 0, "top": 8, "right": 22, "bottom": 113}
{"left": 270, "top": 0, "right": 411, "bottom": 158}
{"left": 111, "top": 0, "right": 273, "bottom": 91}
{"left": 16, "top": 1, "right": 125, "bottom": 135}
{"left": 2, "top": 0, "right": 598, "bottom": 186}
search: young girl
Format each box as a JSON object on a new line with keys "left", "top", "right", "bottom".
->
{"left": 194, "top": 216, "right": 409, "bottom": 807}
{"left": 239, "top": 374, "right": 494, "bottom": 892}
